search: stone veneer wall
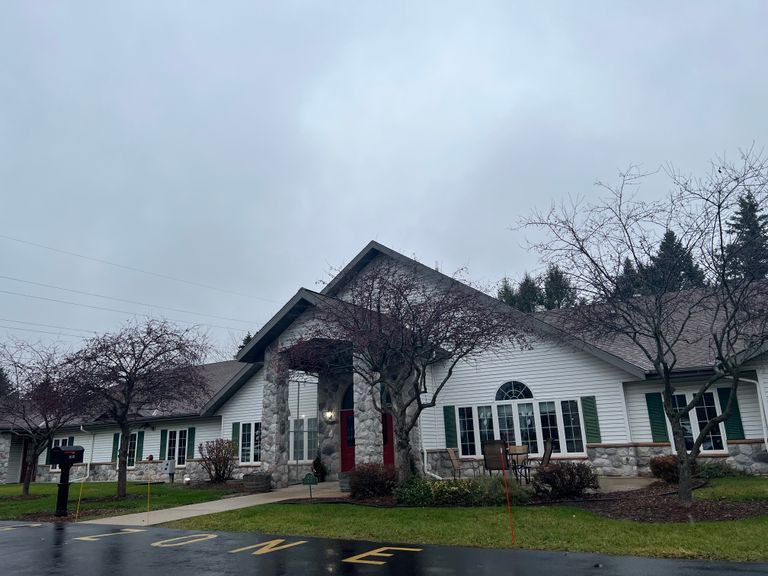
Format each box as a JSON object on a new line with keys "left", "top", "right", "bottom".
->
{"left": 425, "top": 441, "right": 768, "bottom": 479}
{"left": 0, "top": 433, "right": 10, "bottom": 484}
{"left": 260, "top": 347, "right": 291, "bottom": 489}
{"left": 33, "top": 460, "right": 276, "bottom": 484}
{"left": 354, "top": 372, "right": 383, "bottom": 465}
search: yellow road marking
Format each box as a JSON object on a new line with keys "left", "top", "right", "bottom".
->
{"left": 0, "top": 523, "right": 42, "bottom": 531}
{"left": 343, "top": 546, "right": 423, "bottom": 565}
{"left": 229, "top": 539, "right": 308, "bottom": 555}
{"left": 151, "top": 534, "right": 218, "bottom": 547}
{"left": 75, "top": 529, "right": 146, "bottom": 541}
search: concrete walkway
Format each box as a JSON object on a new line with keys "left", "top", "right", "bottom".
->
{"left": 84, "top": 481, "right": 346, "bottom": 526}
{"left": 597, "top": 476, "right": 655, "bottom": 493}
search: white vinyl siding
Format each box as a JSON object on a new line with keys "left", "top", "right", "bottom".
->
{"left": 421, "top": 338, "right": 636, "bottom": 450}
{"left": 216, "top": 369, "right": 266, "bottom": 440}
{"left": 7, "top": 435, "right": 24, "bottom": 483}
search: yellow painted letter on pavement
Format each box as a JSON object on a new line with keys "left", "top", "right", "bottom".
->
{"left": 75, "top": 529, "right": 146, "bottom": 541}
{"left": 229, "top": 539, "right": 308, "bottom": 555}
{"left": 151, "top": 534, "right": 218, "bottom": 547}
{"left": 343, "top": 546, "right": 423, "bottom": 566}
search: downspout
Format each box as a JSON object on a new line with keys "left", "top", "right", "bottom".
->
{"left": 79, "top": 425, "right": 95, "bottom": 482}
{"left": 419, "top": 423, "right": 442, "bottom": 480}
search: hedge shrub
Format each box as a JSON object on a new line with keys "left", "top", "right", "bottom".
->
{"left": 394, "top": 476, "right": 531, "bottom": 507}
{"left": 532, "top": 462, "right": 599, "bottom": 499}
{"left": 348, "top": 463, "right": 398, "bottom": 499}
{"left": 649, "top": 454, "right": 691, "bottom": 483}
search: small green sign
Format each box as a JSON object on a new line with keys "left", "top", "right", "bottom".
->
{"left": 302, "top": 473, "right": 319, "bottom": 486}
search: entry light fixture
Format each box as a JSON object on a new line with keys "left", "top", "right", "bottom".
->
{"left": 322, "top": 409, "right": 337, "bottom": 424}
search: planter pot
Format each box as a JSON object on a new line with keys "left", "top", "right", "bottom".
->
{"left": 242, "top": 472, "right": 272, "bottom": 493}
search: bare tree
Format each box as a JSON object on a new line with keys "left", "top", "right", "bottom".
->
{"left": 284, "top": 257, "right": 528, "bottom": 482}
{"left": 74, "top": 319, "right": 210, "bottom": 498}
{"left": 523, "top": 149, "right": 768, "bottom": 502}
{"left": 0, "top": 342, "right": 92, "bottom": 496}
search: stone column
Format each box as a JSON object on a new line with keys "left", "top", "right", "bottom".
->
{"left": 317, "top": 370, "right": 349, "bottom": 479}
{"left": 354, "top": 371, "right": 384, "bottom": 464}
{"left": 261, "top": 348, "right": 291, "bottom": 488}
{"left": 0, "top": 433, "right": 11, "bottom": 484}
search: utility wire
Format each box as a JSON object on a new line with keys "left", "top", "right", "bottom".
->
{"left": 0, "top": 233, "right": 276, "bottom": 302}
{"left": 0, "top": 324, "right": 86, "bottom": 339}
{"left": 0, "top": 288, "right": 249, "bottom": 332}
{"left": 0, "top": 274, "right": 256, "bottom": 325}
{"left": 0, "top": 318, "right": 97, "bottom": 334}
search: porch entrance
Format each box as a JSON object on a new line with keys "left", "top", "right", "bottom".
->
{"left": 339, "top": 385, "right": 396, "bottom": 472}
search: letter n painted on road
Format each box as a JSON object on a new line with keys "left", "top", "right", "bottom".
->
{"left": 75, "top": 529, "right": 146, "bottom": 541}
{"left": 343, "top": 547, "right": 423, "bottom": 566}
{"left": 151, "top": 534, "right": 218, "bottom": 547}
{"left": 229, "top": 539, "right": 308, "bottom": 555}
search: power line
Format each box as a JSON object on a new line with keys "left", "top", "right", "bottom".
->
{"left": 0, "top": 324, "right": 86, "bottom": 339}
{"left": 0, "top": 274, "right": 256, "bottom": 325}
{"left": 0, "top": 288, "right": 250, "bottom": 332}
{"left": 0, "top": 233, "right": 277, "bottom": 303}
{"left": 0, "top": 318, "right": 97, "bottom": 334}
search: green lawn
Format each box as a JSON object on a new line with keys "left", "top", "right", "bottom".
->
{"left": 0, "top": 482, "right": 235, "bottom": 521}
{"left": 163, "top": 477, "right": 768, "bottom": 562}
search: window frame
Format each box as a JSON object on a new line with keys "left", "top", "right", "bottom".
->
{"left": 49, "top": 437, "right": 74, "bottom": 471}
{"left": 166, "top": 428, "right": 188, "bottom": 468}
{"left": 289, "top": 416, "right": 318, "bottom": 462}
{"left": 667, "top": 390, "right": 728, "bottom": 454}
{"left": 239, "top": 421, "right": 262, "bottom": 465}
{"left": 456, "top": 392, "right": 587, "bottom": 458}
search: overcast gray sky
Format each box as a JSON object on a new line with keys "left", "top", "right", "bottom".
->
{"left": 1, "top": 1, "right": 766, "bottom": 356}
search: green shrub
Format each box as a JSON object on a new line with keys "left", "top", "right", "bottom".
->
{"left": 395, "top": 476, "right": 531, "bottom": 507}
{"left": 532, "top": 462, "right": 599, "bottom": 499}
{"left": 348, "top": 463, "right": 398, "bottom": 499}
{"left": 695, "top": 461, "right": 748, "bottom": 479}
{"left": 649, "top": 454, "right": 692, "bottom": 483}
{"left": 312, "top": 454, "right": 328, "bottom": 482}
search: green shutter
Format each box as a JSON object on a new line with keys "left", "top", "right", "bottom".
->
{"left": 159, "top": 429, "right": 168, "bottom": 460}
{"left": 45, "top": 440, "right": 52, "bottom": 465}
{"left": 111, "top": 432, "right": 120, "bottom": 462}
{"left": 580, "top": 396, "right": 602, "bottom": 443}
{"left": 717, "top": 387, "right": 745, "bottom": 441}
{"left": 136, "top": 431, "right": 145, "bottom": 461}
{"left": 645, "top": 392, "right": 669, "bottom": 442}
{"left": 67, "top": 436, "right": 75, "bottom": 446}
{"left": 186, "top": 427, "right": 196, "bottom": 460}
{"left": 443, "top": 406, "right": 458, "bottom": 449}
{"left": 231, "top": 422, "right": 240, "bottom": 452}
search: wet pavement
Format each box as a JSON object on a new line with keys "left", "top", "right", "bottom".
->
{"left": 1, "top": 521, "right": 767, "bottom": 576}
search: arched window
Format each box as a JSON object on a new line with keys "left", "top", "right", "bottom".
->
{"left": 495, "top": 381, "right": 533, "bottom": 401}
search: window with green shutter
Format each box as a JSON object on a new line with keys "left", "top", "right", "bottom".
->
{"left": 159, "top": 429, "right": 168, "bottom": 460}
{"left": 580, "top": 396, "right": 602, "bottom": 444}
{"left": 645, "top": 392, "right": 669, "bottom": 442}
{"left": 717, "top": 387, "right": 745, "bottom": 441}
{"left": 443, "top": 406, "right": 458, "bottom": 449}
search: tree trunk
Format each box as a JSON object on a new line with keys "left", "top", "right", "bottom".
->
{"left": 394, "top": 426, "right": 414, "bottom": 484}
{"left": 671, "top": 424, "right": 693, "bottom": 504}
{"left": 117, "top": 422, "right": 129, "bottom": 499}
{"left": 21, "top": 448, "right": 38, "bottom": 497}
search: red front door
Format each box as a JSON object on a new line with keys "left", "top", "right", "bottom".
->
{"left": 340, "top": 409, "right": 355, "bottom": 472}
{"left": 383, "top": 413, "right": 395, "bottom": 468}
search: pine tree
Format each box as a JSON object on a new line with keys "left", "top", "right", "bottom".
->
{"left": 614, "top": 258, "right": 645, "bottom": 298}
{"left": 497, "top": 277, "right": 516, "bottom": 307}
{"left": 516, "top": 273, "right": 543, "bottom": 313}
{"left": 726, "top": 191, "right": 768, "bottom": 280}
{"left": 542, "top": 264, "right": 576, "bottom": 309}
{"left": 237, "top": 332, "right": 254, "bottom": 353}
{"left": 648, "top": 230, "right": 705, "bottom": 291}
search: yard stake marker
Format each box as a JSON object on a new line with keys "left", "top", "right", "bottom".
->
{"left": 75, "top": 479, "right": 85, "bottom": 522}
{"left": 501, "top": 447, "right": 515, "bottom": 546}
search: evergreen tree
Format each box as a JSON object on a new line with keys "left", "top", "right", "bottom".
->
{"left": 613, "top": 258, "right": 645, "bottom": 298}
{"left": 648, "top": 230, "right": 705, "bottom": 291}
{"left": 542, "top": 264, "right": 576, "bottom": 309}
{"left": 497, "top": 277, "right": 516, "bottom": 307}
{"left": 726, "top": 191, "right": 768, "bottom": 280}
{"left": 237, "top": 332, "right": 254, "bottom": 353}
{"left": 0, "top": 366, "right": 10, "bottom": 397}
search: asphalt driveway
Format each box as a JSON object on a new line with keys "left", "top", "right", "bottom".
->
{"left": 1, "top": 521, "right": 766, "bottom": 576}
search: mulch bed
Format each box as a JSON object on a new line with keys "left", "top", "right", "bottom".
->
{"left": 571, "top": 481, "right": 768, "bottom": 523}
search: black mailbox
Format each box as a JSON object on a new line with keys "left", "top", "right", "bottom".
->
{"left": 51, "top": 445, "right": 84, "bottom": 466}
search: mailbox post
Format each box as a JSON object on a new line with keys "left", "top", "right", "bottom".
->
{"left": 50, "top": 445, "right": 84, "bottom": 517}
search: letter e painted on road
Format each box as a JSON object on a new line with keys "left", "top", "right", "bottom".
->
{"left": 75, "top": 529, "right": 146, "bottom": 542}
{"left": 229, "top": 539, "right": 308, "bottom": 555}
{"left": 151, "top": 534, "right": 218, "bottom": 547}
{"left": 343, "top": 546, "right": 423, "bottom": 566}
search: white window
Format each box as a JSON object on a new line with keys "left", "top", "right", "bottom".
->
{"left": 50, "top": 437, "right": 73, "bottom": 471}
{"left": 167, "top": 429, "right": 188, "bottom": 467}
{"left": 457, "top": 382, "right": 587, "bottom": 458}
{"left": 240, "top": 422, "right": 262, "bottom": 463}
{"left": 289, "top": 417, "right": 318, "bottom": 461}
{"left": 670, "top": 391, "right": 726, "bottom": 453}
{"left": 115, "top": 432, "right": 138, "bottom": 469}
